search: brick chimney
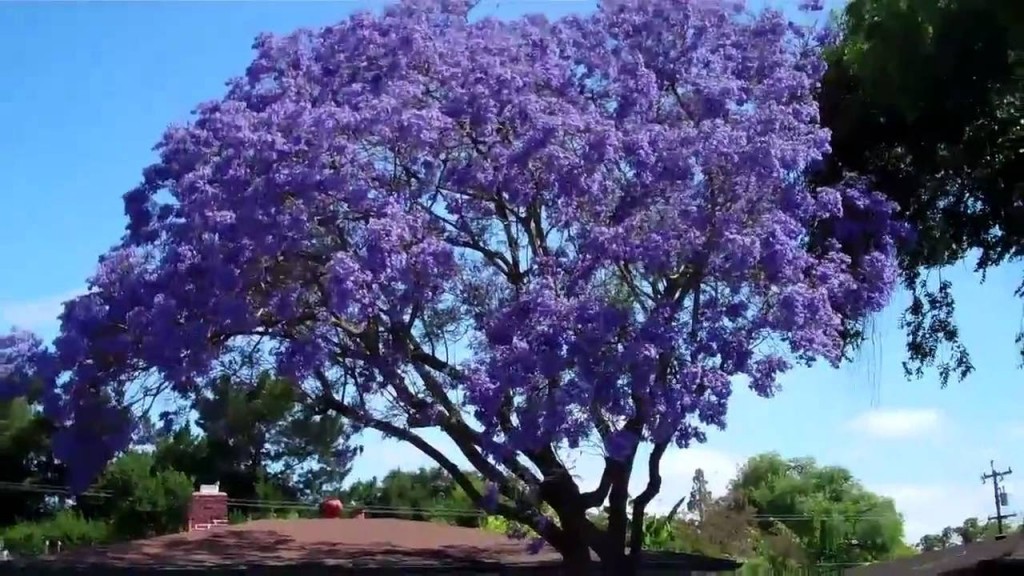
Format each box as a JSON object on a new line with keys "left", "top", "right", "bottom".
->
{"left": 188, "top": 482, "right": 228, "bottom": 532}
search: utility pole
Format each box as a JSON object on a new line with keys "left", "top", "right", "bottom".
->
{"left": 982, "top": 460, "right": 1016, "bottom": 536}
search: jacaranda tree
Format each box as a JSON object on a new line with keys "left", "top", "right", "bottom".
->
{"left": 0, "top": 0, "right": 904, "bottom": 572}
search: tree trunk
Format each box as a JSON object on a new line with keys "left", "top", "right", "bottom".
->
{"left": 599, "top": 554, "right": 633, "bottom": 576}
{"left": 565, "top": 544, "right": 640, "bottom": 576}
{"left": 559, "top": 554, "right": 640, "bottom": 576}
{"left": 560, "top": 544, "right": 594, "bottom": 576}
{"left": 558, "top": 537, "right": 643, "bottom": 576}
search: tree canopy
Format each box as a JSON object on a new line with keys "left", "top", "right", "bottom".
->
{"left": 178, "top": 367, "right": 361, "bottom": 501}
{"left": 821, "top": 0, "right": 1024, "bottom": 382}
{"left": 917, "top": 516, "right": 1023, "bottom": 552}
{"left": 0, "top": 0, "right": 904, "bottom": 572}
{"left": 730, "top": 453, "right": 911, "bottom": 566}
{"left": 0, "top": 393, "right": 64, "bottom": 525}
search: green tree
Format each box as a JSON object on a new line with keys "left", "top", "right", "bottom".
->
{"left": 267, "top": 400, "right": 361, "bottom": 498}
{"left": 190, "top": 372, "right": 298, "bottom": 502}
{"left": 954, "top": 517, "right": 997, "bottom": 545}
{"left": 150, "top": 367, "right": 360, "bottom": 506}
{"left": 819, "top": 0, "right": 1024, "bottom": 382}
{"left": 730, "top": 453, "right": 908, "bottom": 566}
{"left": 917, "top": 528, "right": 954, "bottom": 552}
{"left": 687, "top": 468, "right": 712, "bottom": 523}
{"left": 342, "top": 467, "right": 484, "bottom": 527}
{"left": 918, "top": 517, "right": 1007, "bottom": 550}
{"left": 76, "top": 451, "right": 193, "bottom": 540}
{"left": 194, "top": 370, "right": 359, "bottom": 501}
{"left": 0, "top": 395, "right": 65, "bottom": 526}
{"left": 150, "top": 425, "right": 208, "bottom": 484}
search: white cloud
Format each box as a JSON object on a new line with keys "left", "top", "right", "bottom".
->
{"left": 655, "top": 446, "right": 741, "bottom": 498}
{"left": 848, "top": 407, "right": 943, "bottom": 439}
{"left": 0, "top": 289, "right": 82, "bottom": 334}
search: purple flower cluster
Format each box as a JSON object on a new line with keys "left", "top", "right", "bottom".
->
{"left": 0, "top": 329, "right": 45, "bottom": 401}
{"left": 11, "top": 0, "right": 901, "bottom": 499}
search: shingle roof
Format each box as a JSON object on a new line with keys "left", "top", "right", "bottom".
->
{"left": 847, "top": 533, "right": 1024, "bottom": 576}
{"left": 2, "top": 518, "right": 743, "bottom": 572}
{"left": 20, "top": 518, "right": 560, "bottom": 568}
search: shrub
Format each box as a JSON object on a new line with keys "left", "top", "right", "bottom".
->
{"left": 1, "top": 510, "right": 111, "bottom": 557}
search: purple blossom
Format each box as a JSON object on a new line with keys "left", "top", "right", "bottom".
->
{"left": 527, "top": 536, "right": 547, "bottom": 555}
{"left": 12, "top": 0, "right": 901, "bottom": 560}
{"left": 0, "top": 329, "right": 44, "bottom": 400}
{"left": 604, "top": 429, "right": 641, "bottom": 462}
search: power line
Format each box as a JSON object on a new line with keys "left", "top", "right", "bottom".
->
{"left": 982, "top": 460, "right": 1016, "bottom": 535}
{"left": 0, "top": 481, "right": 108, "bottom": 498}
{"left": 0, "top": 483, "right": 901, "bottom": 521}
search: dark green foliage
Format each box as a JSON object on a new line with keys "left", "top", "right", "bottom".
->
{"left": 0, "top": 396, "right": 65, "bottom": 525}
{"left": 76, "top": 451, "right": 193, "bottom": 540}
{"left": 0, "top": 364, "right": 359, "bottom": 551}
{"left": 729, "top": 453, "right": 911, "bottom": 565}
{"left": 821, "top": 0, "right": 1024, "bottom": 383}
{"left": 0, "top": 510, "right": 110, "bottom": 556}
{"left": 341, "top": 467, "right": 483, "bottom": 527}
{"left": 155, "top": 370, "right": 360, "bottom": 506}
{"left": 917, "top": 516, "right": 1020, "bottom": 551}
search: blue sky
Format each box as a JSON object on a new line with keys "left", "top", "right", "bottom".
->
{"left": 0, "top": 0, "right": 1020, "bottom": 542}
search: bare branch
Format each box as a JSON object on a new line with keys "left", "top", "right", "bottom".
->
{"left": 628, "top": 441, "right": 669, "bottom": 562}
{"left": 310, "top": 369, "right": 554, "bottom": 539}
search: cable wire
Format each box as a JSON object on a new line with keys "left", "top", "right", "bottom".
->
{"left": 0, "top": 482, "right": 901, "bottom": 520}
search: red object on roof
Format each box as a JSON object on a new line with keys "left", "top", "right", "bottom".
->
{"left": 319, "top": 498, "right": 343, "bottom": 518}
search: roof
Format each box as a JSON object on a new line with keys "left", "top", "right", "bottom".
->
{"left": 2, "top": 518, "right": 743, "bottom": 572}
{"left": 847, "top": 533, "right": 1024, "bottom": 576}
{"left": 14, "top": 519, "right": 559, "bottom": 569}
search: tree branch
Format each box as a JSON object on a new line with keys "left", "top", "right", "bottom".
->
{"left": 310, "top": 369, "right": 555, "bottom": 539}
{"left": 628, "top": 441, "right": 669, "bottom": 563}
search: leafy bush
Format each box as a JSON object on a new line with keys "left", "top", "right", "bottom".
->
{"left": 1, "top": 510, "right": 111, "bottom": 557}
{"left": 227, "top": 509, "right": 250, "bottom": 524}
{"left": 480, "top": 514, "right": 539, "bottom": 539}
{"left": 77, "top": 451, "right": 194, "bottom": 540}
